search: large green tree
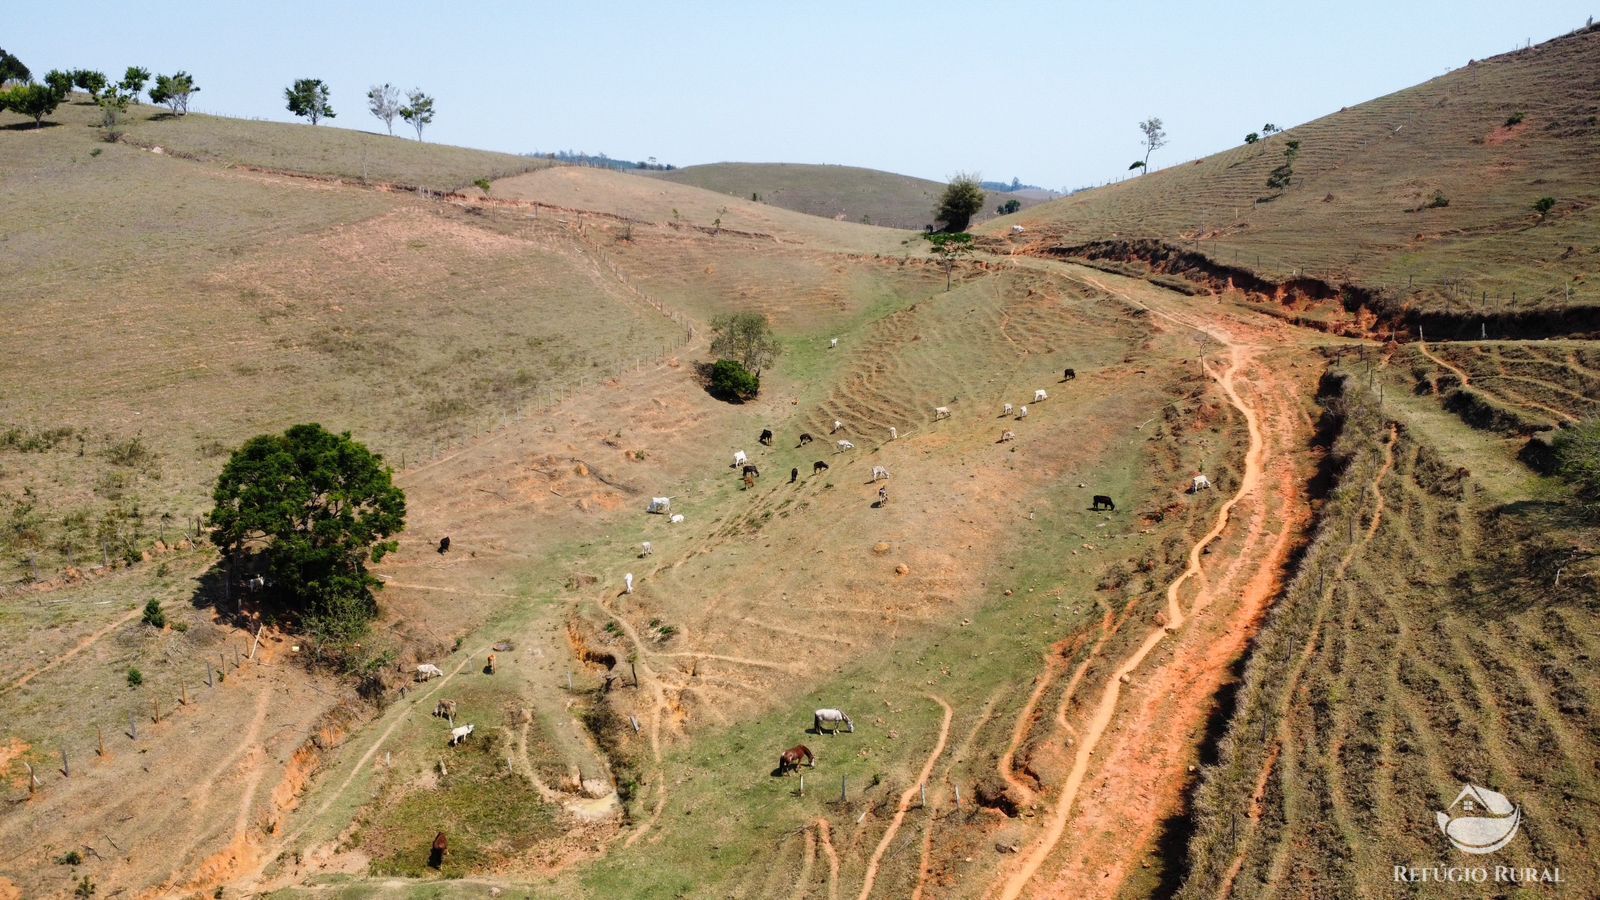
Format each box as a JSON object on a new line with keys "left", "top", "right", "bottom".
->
{"left": 120, "top": 66, "right": 150, "bottom": 99}
{"left": 709, "top": 311, "right": 781, "bottom": 377}
{"left": 934, "top": 172, "right": 985, "bottom": 232}
{"left": 0, "top": 83, "right": 62, "bottom": 127}
{"left": 285, "top": 78, "right": 335, "bottom": 124}
{"left": 207, "top": 424, "right": 405, "bottom": 644}
{"left": 148, "top": 71, "right": 198, "bottom": 115}
{"left": 43, "top": 68, "right": 73, "bottom": 98}
{"left": 72, "top": 69, "right": 108, "bottom": 100}
{"left": 0, "top": 47, "right": 29, "bottom": 84}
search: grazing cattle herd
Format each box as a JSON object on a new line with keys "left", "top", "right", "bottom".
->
{"left": 396, "top": 363, "right": 1159, "bottom": 861}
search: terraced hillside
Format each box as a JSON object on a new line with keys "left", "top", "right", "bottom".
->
{"left": 1178, "top": 365, "right": 1599, "bottom": 898}
{"left": 997, "top": 23, "right": 1600, "bottom": 325}
{"left": 646, "top": 162, "right": 1042, "bottom": 230}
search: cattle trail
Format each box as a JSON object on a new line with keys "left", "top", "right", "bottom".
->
{"left": 10, "top": 606, "right": 146, "bottom": 690}
{"left": 817, "top": 818, "right": 841, "bottom": 900}
{"left": 857, "top": 693, "right": 952, "bottom": 900}
{"left": 984, "top": 261, "right": 1317, "bottom": 899}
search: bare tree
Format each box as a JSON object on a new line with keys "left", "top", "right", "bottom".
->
{"left": 367, "top": 83, "right": 400, "bottom": 135}
{"left": 1139, "top": 116, "right": 1167, "bottom": 173}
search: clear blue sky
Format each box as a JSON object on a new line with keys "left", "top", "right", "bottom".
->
{"left": 10, "top": 1, "right": 1596, "bottom": 188}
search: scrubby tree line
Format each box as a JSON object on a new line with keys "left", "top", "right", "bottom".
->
{"left": 282, "top": 78, "right": 435, "bottom": 139}
{"left": 0, "top": 52, "right": 198, "bottom": 128}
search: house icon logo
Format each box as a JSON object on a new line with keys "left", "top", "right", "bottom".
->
{"left": 1436, "top": 784, "right": 1522, "bottom": 854}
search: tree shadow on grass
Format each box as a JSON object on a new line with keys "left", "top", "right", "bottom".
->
{"left": 1, "top": 120, "right": 61, "bottom": 131}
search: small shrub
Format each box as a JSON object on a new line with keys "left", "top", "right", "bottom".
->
{"left": 126, "top": 667, "right": 143, "bottom": 687}
{"left": 141, "top": 598, "right": 166, "bottom": 629}
{"left": 58, "top": 850, "right": 83, "bottom": 865}
{"left": 1427, "top": 193, "right": 1449, "bottom": 208}
{"left": 472, "top": 177, "right": 491, "bottom": 194}
{"left": 104, "top": 436, "right": 153, "bottom": 467}
{"left": 1534, "top": 196, "right": 1556, "bottom": 218}
{"left": 1505, "top": 112, "right": 1524, "bottom": 126}
{"left": 75, "top": 877, "right": 95, "bottom": 898}
{"left": 90, "top": 147, "right": 103, "bottom": 157}
{"left": 706, "top": 359, "right": 760, "bottom": 403}
{"left": 171, "top": 620, "right": 188, "bottom": 633}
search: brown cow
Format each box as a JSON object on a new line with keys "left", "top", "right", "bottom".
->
{"left": 429, "top": 832, "right": 447, "bottom": 869}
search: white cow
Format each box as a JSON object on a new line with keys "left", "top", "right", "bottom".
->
{"left": 813, "top": 708, "right": 855, "bottom": 734}
{"left": 640, "top": 541, "right": 653, "bottom": 557}
{"left": 669, "top": 513, "right": 685, "bottom": 524}
{"left": 836, "top": 440, "right": 855, "bottom": 452}
{"left": 832, "top": 419, "right": 844, "bottom": 434}
{"left": 648, "top": 497, "right": 671, "bottom": 514}
{"left": 1003, "top": 403, "right": 1013, "bottom": 416}
{"left": 1000, "top": 430, "right": 1016, "bottom": 443}
{"left": 624, "top": 573, "right": 634, "bottom": 594}
{"left": 1017, "top": 405, "right": 1029, "bottom": 419}
{"left": 829, "top": 338, "right": 839, "bottom": 349}
{"left": 733, "top": 450, "right": 748, "bottom": 468}
{"left": 888, "top": 426, "right": 897, "bottom": 441}
{"left": 871, "top": 465, "right": 890, "bottom": 482}
{"left": 416, "top": 663, "right": 444, "bottom": 681}
{"left": 1011, "top": 225, "right": 1026, "bottom": 234}
{"left": 1034, "top": 389, "right": 1048, "bottom": 402}
{"left": 1191, "top": 474, "right": 1212, "bottom": 492}
{"left": 449, "top": 723, "right": 475, "bottom": 746}
{"left": 933, "top": 406, "right": 951, "bottom": 421}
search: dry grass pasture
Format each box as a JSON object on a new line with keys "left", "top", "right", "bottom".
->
{"left": 2, "top": 28, "right": 1598, "bottom": 900}
{"left": 646, "top": 162, "right": 1045, "bottom": 230}
{"left": 998, "top": 24, "right": 1600, "bottom": 319}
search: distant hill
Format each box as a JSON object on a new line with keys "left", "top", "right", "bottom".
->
{"left": 995, "top": 22, "right": 1600, "bottom": 322}
{"left": 644, "top": 162, "right": 1047, "bottom": 230}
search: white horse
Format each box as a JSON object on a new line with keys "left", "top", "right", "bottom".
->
{"left": 1191, "top": 474, "right": 1212, "bottom": 492}
{"left": 813, "top": 709, "right": 855, "bottom": 734}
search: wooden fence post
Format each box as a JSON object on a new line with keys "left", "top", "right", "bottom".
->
{"left": 840, "top": 776, "right": 847, "bottom": 802}
{"left": 97, "top": 727, "right": 105, "bottom": 757}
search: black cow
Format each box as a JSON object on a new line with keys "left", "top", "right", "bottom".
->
{"left": 813, "top": 461, "right": 830, "bottom": 475}
{"left": 798, "top": 433, "right": 814, "bottom": 447}
{"left": 759, "top": 429, "right": 774, "bottom": 446}
{"left": 1092, "top": 495, "right": 1115, "bottom": 511}
{"left": 790, "top": 467, "right": 799, "bottom": 484}
{"left": 437, "top": 536, "right": 451, "bottom": 554}
{"left": 742, "top": 464, "right": 760, "bottom": 478}
{"left": 1063, "top": 368, "right": 1077, "bottom": 381}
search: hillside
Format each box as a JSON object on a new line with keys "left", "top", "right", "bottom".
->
{"left": 645, "top": 162, "right": 1044, "bottom": 230}
{"left": 2, "top": 29, "right": 1597, "bottom": 900}
{"left": 995, "top": 23, "right": 1600, "bottom": 330}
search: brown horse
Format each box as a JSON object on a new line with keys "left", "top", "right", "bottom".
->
{"left": 778, "top": 744, "right": 815, "bottom": 774}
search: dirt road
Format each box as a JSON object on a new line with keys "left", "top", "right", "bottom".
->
{"left": 992, "top": 261, "right": 1326, "bottom": 898}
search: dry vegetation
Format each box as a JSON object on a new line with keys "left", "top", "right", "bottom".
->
{"left": 3, "top": 27, "right": 1598, "bottom": 900}
{"left": 647, "top": 162, "right": 1043, "bottom": 230}
{"left": 1000, "top": 25, "right": 1600, "bottom": 320}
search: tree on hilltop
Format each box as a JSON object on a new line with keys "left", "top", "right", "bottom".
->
{"left": 0, "top": 83, "right": 62, "bottom": 127}
{"left": 0, "top": 47, "right": 29, "bottom": 84}
{"left": 285, "top": 78, "right": 335, "bottom": 124}
{"left": 120, "top": 66, "right": 150, "bottom": 99}
{"left": 1138, "top": 117, "right": 1167, "bottom": 173}
{"left": 72, "top": 69, "right": 108, "bottom": 100}
{"left": 207, "top": 424, "right": 405, "bottom": 649}
{"left": 149, "top": 72, "right": 198, "bottom": 115}
{"left": 934, "top": 172, "right": 986, "bottom": 232}
{"left": 367, "top": 83, "right": 400, "bottom": 135}
{"left": 43, "top": 68, "right": 74, "bottom": 99}
{"left": 399, "top": 89, "right": 434, "bottom": 141}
